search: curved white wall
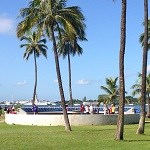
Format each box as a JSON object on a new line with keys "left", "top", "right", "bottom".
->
{"left": 5, "top": 114, "right": 140, "bottom": 126}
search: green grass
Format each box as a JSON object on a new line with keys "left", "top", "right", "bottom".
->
{"left": 0, "top": 116, "right": 150, "bottom": 150}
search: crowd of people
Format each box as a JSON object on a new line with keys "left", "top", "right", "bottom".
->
{"left": 80, "top": 104, "right": 95, "bottom": 114}
{"left": 103, "top": 104, "right": 115, "bottom": 115}
{"left": 4, "top": 106, "right": 16, "bottom": 114}
{"left": 1, "top": 104, "right": 38, "bottom": 115}
{"left": 80, "top": 103, "right": 116, "bottom": 115}
{"left": 0, "top": 103, "right": 116, "bottom": 115}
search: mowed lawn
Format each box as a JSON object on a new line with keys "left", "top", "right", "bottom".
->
{"left": 0, "top": 116, "right": 150, "bottom": 150}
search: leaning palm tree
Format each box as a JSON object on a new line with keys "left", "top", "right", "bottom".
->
{"left": 20, "top": 31, "right": 47, "bottom": 106}
{"left": 17, "top": 0, "right": 86, "bottom": 131}
{"left": 57, "top": 28, "right": 87, "bottom": 106}
{"left": 115, "top": 0, "right": 126, "bottom": 140}
{"left": 136, "top": 0, "right": 148, "bottom": 135}
{"left": 101, "top": 77, "right": 119, "bottom": 104}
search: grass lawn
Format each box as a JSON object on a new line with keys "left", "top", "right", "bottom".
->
{"left": 0, "top": 116, "right": 150, "bottom": 150}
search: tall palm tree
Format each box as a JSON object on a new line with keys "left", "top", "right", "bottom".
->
{"left": 136, "top": 0, "right": 148, "bottom": 134}
{"left": 136, "top": 0, "right": 148, "bottom": 135}
{"left": 57, "top": 28, "right": 87, "bottom": 106}
{"left": 115, "top": 0, "right": 126, "bottom": 140}
{"left": 131, "top": 72, "right": 150, "bottom": 117}
{"left": 139, "top": 19, "right": 150, "bottom": 119}
{"left": 17, "top": 0, "right": 85, "bottom": 131}
{"left": 20, "top": 31, "right": 47, "bottom": 105}
{"left": 101, "top": 77, "right": 119, "bottom": 104}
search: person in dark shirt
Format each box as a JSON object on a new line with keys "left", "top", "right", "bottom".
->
{"left": 32, "top": 104, "right": 38, "bottom": 114}
{"left": 0, "top": 106, "right": 2, "bottom": 116}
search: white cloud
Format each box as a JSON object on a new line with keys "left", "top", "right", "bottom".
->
{"left": 75, "top": 79, "right": 90, "bottom": 85}
{"left": 0, "top": 15, "right": 15, "bottom": 34}
{"left": 17, "top": 80, "right": 27, "bottom": 86}
{"left": 147, "top": 65, "right": 150, "bottom": 72}
{"left": 53, "top": 79, "right": 58, "bottom": 83}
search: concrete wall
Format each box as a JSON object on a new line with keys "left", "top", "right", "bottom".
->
{"left": 5, "top": 114, "right": 140, "bottom": 126}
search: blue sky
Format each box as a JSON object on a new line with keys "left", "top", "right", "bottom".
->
{"left": 0, "top": 0, "right": 150, "bottom": 102}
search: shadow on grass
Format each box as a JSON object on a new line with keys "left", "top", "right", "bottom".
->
{"left": 125, "top": 139, "right": 150, "bottom": 142}
{"left": 73, "top": 127, "right": 116, "bottom": 132}
{"left": 125, "top": 134, "right": 150, "bottom": 142}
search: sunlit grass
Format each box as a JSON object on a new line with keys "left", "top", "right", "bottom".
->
{"left": 0, "top": 117, "right": 150, "bottom": 150}
{"left": 0, "top": 115, "right": 4, "bottom": 122}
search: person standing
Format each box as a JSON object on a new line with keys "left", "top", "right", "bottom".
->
{"left": 89, "top": 104, "right": 94, "bottom": 114}
{"left": 103, "top": 104, "right": 108, "bottom": 115}
{"left": 0, "top": 106, "right": 2, "bottom": 116}
{"left": 32, "top": 104, "right": 38, "bottom": 114}
{"left": 85, "top": 105, "right": 90, "bottom": 114}
{"left": 4, "top": 106, "right": 7, "bottom": 114}
{"left": 110, "top": 104, "right": 115, "bottom": 114}
{"left": 80, "top": 104, "right": 85, "bottom": 114}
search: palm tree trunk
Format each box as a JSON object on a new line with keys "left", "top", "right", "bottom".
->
{"left": 147, "top": 94, "right": 150, "bottom": 117}
{"left": 136, "top": 0, "right": 148, "bottom": 134}
{"left": 115, "top": 0, "right": 126, "bottom": 141}
{"left": 32, "top": 51, "right": 37, "bottom": 106}
{"left": 51, "top": 26, "right": 71, "bottom": 131}
{"left": 67, "top": 50, "right": 73, "bottom": 106}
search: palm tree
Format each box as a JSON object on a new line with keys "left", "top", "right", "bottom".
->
{"left": 131, "top": 73, "right": 142, "bottom": 104}
{"left": 132, "top": 72, "right": 150, "bottom": 117}
{"left": 101, "top": 77, "right": 119, "bottom": 104}
{"left": 136, "top": 0, "right": 148, "bottom": 135}
{"left": 20, "top": 31, "right": 47, "bottom": 106}
{"left": 131, "top": 73, "right": 142, "bottom": 96}
{"left": 139, "top": 20, "right": 150, "bottom": 48}
{"left": 17, "top": 0, "right": 86, "bottom": 131}
{"left": 98, "top": 94, "right": 109, "bottom": 104}
{"left": 140, "top": 19, "right": 150, "bottom": 111}
{"left": 57, "top": 28, "right": 87, "bottom": 106}
{"left": 115, "top": 0, "right": 126, "bottom": 140}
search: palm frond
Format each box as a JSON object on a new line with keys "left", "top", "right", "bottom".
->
{"left": 101, "top": 86, "right": 113, "bottom": 95}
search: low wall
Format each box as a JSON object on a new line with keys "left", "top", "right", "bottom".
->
{"left": 5, "top": 114, "right": 140, "bottom": 126}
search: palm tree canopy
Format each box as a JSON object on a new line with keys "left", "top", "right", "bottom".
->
{"left": 20, "top": 31, "right": 48, "bottom": 60}
{"left": 131, "top": 72, "right": 150, "bottom": 97}
{"left": 17, "top": 0, "right": 86, "bottom": 41}
{"left": 57, "top": 28, "right": 87, "bottom": 58}
{"left": 100, "top": 77, "right": 119, "bottom": 103}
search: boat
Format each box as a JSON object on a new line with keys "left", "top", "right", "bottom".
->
{"left": 23, "top": 101, "right": 48, "bottom": 106}
{"left": 23, "top": 95, "right": 48, "bottom": 106}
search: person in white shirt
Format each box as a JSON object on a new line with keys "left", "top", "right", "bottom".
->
{"left": 85, "top": 105, "right": 90, "bottom": 114}
{"left": 103, "top": 104, "right": 108, "bottom": 115}
{"left": 89, "top": 105, "right": 94, "bottom": 114}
